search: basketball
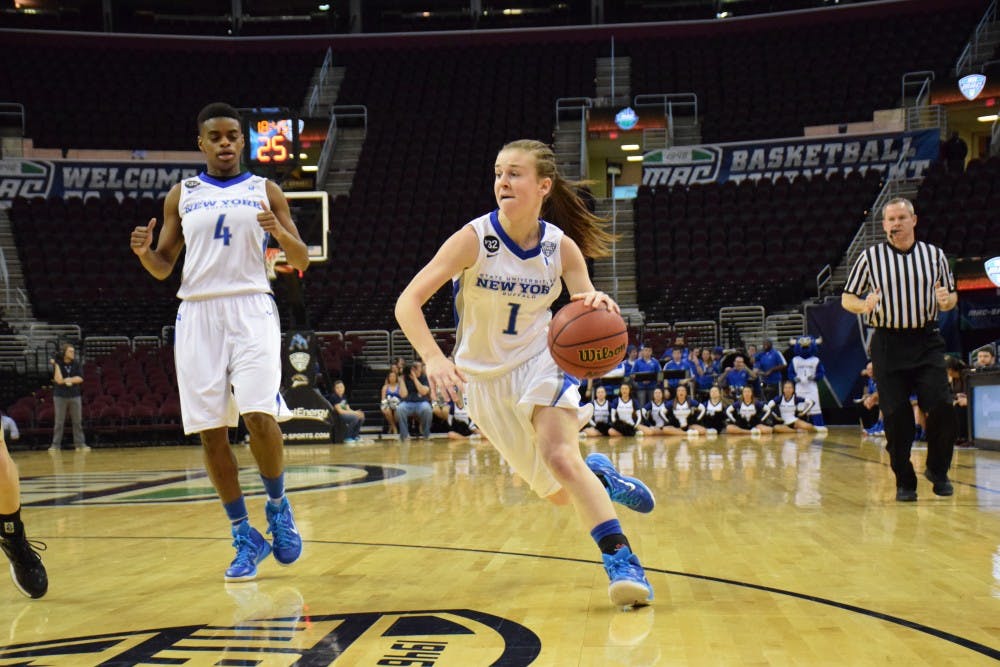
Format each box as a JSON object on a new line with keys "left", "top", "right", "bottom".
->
{"left": 548, "top": 300, "right": 629, "bottom": 379}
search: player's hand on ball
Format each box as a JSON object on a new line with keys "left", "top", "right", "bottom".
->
{"left": 425, "top": 355, "right": 466, "bottom": 404}
{"left": 570, "top": 291, "right": 620, "bottom": 314}
{"left": 130, "top": 218, "right": 157, "bottom": 256}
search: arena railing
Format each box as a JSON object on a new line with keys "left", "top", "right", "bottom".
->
{"left": 305, "top": 47, "right": 333, "bottom": 119}
{"left": 954, "top": 0, "right": 997, "bottom": 76}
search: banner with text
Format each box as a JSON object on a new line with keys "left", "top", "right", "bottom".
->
{"left": 0, "top": 159, "right": 202, "bottom": 205}
{"left": 642, "top": 129, "right": 939, "bottom": 187}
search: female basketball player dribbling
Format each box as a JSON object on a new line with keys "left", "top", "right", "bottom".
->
{"left": 395, "top": 139, "right": 654, "bottom": 607}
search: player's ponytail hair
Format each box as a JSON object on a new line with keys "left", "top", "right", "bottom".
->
{"left": 502, "top": 139, "right": 616, "bottom": 259}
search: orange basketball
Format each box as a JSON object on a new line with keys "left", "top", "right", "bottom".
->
{"left": 547, "top": 300, "right": 629, "bottom": 379}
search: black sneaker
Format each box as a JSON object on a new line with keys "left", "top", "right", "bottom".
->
{"left": 923, "top": 470, "right": 954, "bottom": 497}
{"left": 1, "top": 535, "right": 48, "bottom": 599}
{"left": 895, "top": 488, "right": 918, "bottom": 502}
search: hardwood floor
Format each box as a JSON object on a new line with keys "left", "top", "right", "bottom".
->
{"left": 1, "top": 428, "right": 998, "bottom": 665}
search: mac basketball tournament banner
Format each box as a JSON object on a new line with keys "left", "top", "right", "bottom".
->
{"left": 641, "top": 128, "right": 940, "bottom": 187}
{"left": 0, "top": 159, "right": 202, "bottom": 204}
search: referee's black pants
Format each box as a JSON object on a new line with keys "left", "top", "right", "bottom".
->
{"left": 870, "top": 326, "right": 957, "bottom": 490}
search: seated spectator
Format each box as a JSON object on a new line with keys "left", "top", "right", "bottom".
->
{"left": 446, "top": 392, "right": 481, "bottom": 440}
{"left": 582, "top": 385, "right": 614, "bottom": 437}
{"left": 331, "top": 380, "right": 366, "bottom": 443}
{"left": 380, "top": 369, "right": 403, "bottom": 435}
{"left": 721, "top": 355, "right": 756, "bottom": 399}
{"left": 622, "top": 344, "right": 639, "bottom": 377}
{"left": 638, "top": 387, "right": 670, "bottom": 436}
{"left": 0, "top": 409, "right": 19, "bottom": 443}
{"left": 662, "top": 347, "right": 693, "bottom": 394}
{"left": 754, "top": 339, "right": 787, "bottom": 401}
{"left": 858, "top": 361, "right": 884, "bottom": 436}
{"left": 396, "top": 360, "right": 433, "bottom": 440}
{"left": 630, "top": 344, "right": 662, "bottom": 408}
{"left": 662, "top": 384, "right": 706, "bottom": 436}
{"left": 701, "top": 385, "right": 729, "bottom": 436}
{"left": 608, "top": 382, "right": 641, "bottom": 437}
{"left": 431, "top": 389, "right": 452, "bottom": 434}
{"left": 661, "top": 334, "right": 688, "bottom": 363}
{"left": 945, "top": 355, "right": 969, "bottom": 445}
{"left": 973, "top": 346, "right": 997, "bottom": 371}
{"left": 726, "top": 385, "right": 773, "bottom": 435}
{"left": 692, "top": 347, "right": 718, "bottom": 402}
{"left": 764, "top": 380, "right": 819, "bottom": 433}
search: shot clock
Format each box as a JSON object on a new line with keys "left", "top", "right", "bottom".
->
{"left": 241, "top": 108, "right": 300, "bottom": 172}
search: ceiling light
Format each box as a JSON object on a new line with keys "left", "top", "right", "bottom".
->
{"left": 621, "top": 144, "right": 640, "bottom": 151}
{"left": 977, "top": 114, "right": 998, "bottom": 122}
{"left": 626, "top": 155, "right": 644, "bottom": 162}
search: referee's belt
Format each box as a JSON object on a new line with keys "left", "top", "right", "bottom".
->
{"left": 874, "top": 323, "right": 939, "bottom": 334}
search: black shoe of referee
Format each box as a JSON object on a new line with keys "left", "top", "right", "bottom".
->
{"left": 923, "top": 470, "right": 954, "bottom": 497}
{"left": 895, "top": 488, "right": 918, "bottom": 502}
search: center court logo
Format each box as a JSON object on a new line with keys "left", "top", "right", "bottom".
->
{"left": 18, "top": 464, "right": 431, "bottom": 506}
{"left": 0, "top": 609, "right": 542, "bottom": 666}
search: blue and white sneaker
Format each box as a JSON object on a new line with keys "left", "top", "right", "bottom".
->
{"left": 864, "top": 420, "right": 885, "bottom": 437}
{"left": 225, "top": 522, "right": 271, "bottom": 582}
{"left": 603, "top": 546, "right": 653, "bottom": 608}
{"left": 266, "top": 497, "right": 302, "bottom": 565}
{"left": 585, "top": 453, "right": 655, "bottom": 513}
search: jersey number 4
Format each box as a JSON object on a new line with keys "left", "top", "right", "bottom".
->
{"left": 214, "top": 214, "right": 232, "bottom": 245}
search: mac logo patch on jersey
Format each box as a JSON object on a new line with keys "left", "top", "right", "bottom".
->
{"left": 184, "top": 180, "right": 201, "bottom": 189}
{"left": 484, "top": 235, "right": 500, "bottom": 255}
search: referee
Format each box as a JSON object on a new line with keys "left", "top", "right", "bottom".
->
{"left": 842, "top": 197, "right": 958, "bottom": 502}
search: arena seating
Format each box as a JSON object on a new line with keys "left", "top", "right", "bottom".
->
{"left": 624, "top": 1, "right": 983, "bottom": 142}
{"left": 634, "top": 169, "right": 885, "bottom": 322}
{"left": 914, "top": 156, "right": 1000, "bottom": 258}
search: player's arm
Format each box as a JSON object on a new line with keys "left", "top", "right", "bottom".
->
{"left": 131, "top": 183, "right": 184, "bottom": 280}
{"left": 396, "top": 225, "right": 478, "bottom": 401}
{"left": 260, "top": 180, "right": 309, "bottom": 272}
{"left": 561, "top": 236, "right": 619, "bottom": 313}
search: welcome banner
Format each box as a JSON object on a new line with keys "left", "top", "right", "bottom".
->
{"left": 0, "top": 159, "right": 201, "bottom": 204}
{"left": 641, "top": 128, "right": 940, "bottom": 187}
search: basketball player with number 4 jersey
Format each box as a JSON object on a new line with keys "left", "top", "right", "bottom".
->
{"left": 396, "top": 139, "right": 655, "bottom": 608}
{"left": 130, "top": 102, "right": 309, "bottom": 583}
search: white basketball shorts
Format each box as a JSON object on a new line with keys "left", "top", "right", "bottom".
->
{"left": 174, "top": 292, "right": 291, "bottom": 434}
{"left": 465, "top": 351, "right": 581, "bottom": 498}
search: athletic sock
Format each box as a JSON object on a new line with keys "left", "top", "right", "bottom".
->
{"left": 0, "top": 508, "right": 23, "bottom": 541}
{"left": 591, "top": 518, "right": 630, "bottom": 555}
{"left": 223, "top": 496, "right": 249, "bottom": 526}
{"left": 260, "top": 473, "right": 286, "bottom": 507}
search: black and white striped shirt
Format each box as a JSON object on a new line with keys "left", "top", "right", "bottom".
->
{"left": 843, "top": 241, "right": 954, "bottom": 329}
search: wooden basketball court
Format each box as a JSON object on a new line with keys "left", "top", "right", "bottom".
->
{"left": 1, "top": 428, "right": 998, "bottom": 665}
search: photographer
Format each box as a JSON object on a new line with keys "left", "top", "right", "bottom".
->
{"left": 49, "top": 343, "right": 88, "bottom": 452}
{"left": 396, "top": 360, "right": 433, "bottom": 440}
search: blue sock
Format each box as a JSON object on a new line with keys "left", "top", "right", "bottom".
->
{"left": 591, "top": 519, "right": 630, "bottom": 555}
{"left": 223, "top": 496, "right": 249, "bottom": 526}
{"left": 260, "top": 473, "right": 285, "bottom": 507}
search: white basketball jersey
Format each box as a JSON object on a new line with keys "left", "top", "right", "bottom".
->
{"left": 176, "top": 172, "right": 272, "bottom": 300}
{"left": 453, "top": 211, "right": 564, "bottom": 378}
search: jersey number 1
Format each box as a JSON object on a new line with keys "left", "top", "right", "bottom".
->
{"left": 214, "top": 214, "right": 232, "bottom": 245}
{"left": 502, "top": 302, "right": 520, "bottom": 335}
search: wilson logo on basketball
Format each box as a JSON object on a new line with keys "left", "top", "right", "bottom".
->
{"left": 577, "top": 342, "right": 627, "bottom": 362}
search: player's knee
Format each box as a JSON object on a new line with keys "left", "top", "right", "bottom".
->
{"left": 243, "top": 412, "right": 277, "bottom": 434}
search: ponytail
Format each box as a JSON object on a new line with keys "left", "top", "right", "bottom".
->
{"left": 501, "top": 139, "right": 617, "bottom": 258}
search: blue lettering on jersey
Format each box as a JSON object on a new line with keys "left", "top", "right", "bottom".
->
{"left": 476, "top": 274, "right": 555, "bottom": 298}
{"left": 182, "top": 197, "right": 264, "bottom": 215}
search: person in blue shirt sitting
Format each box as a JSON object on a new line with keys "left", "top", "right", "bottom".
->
{"left": 630, "top": 345, "right": 661, "bottom": 409}
{"left": 754, "top": 339, "right": 787, "bottom": 401}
